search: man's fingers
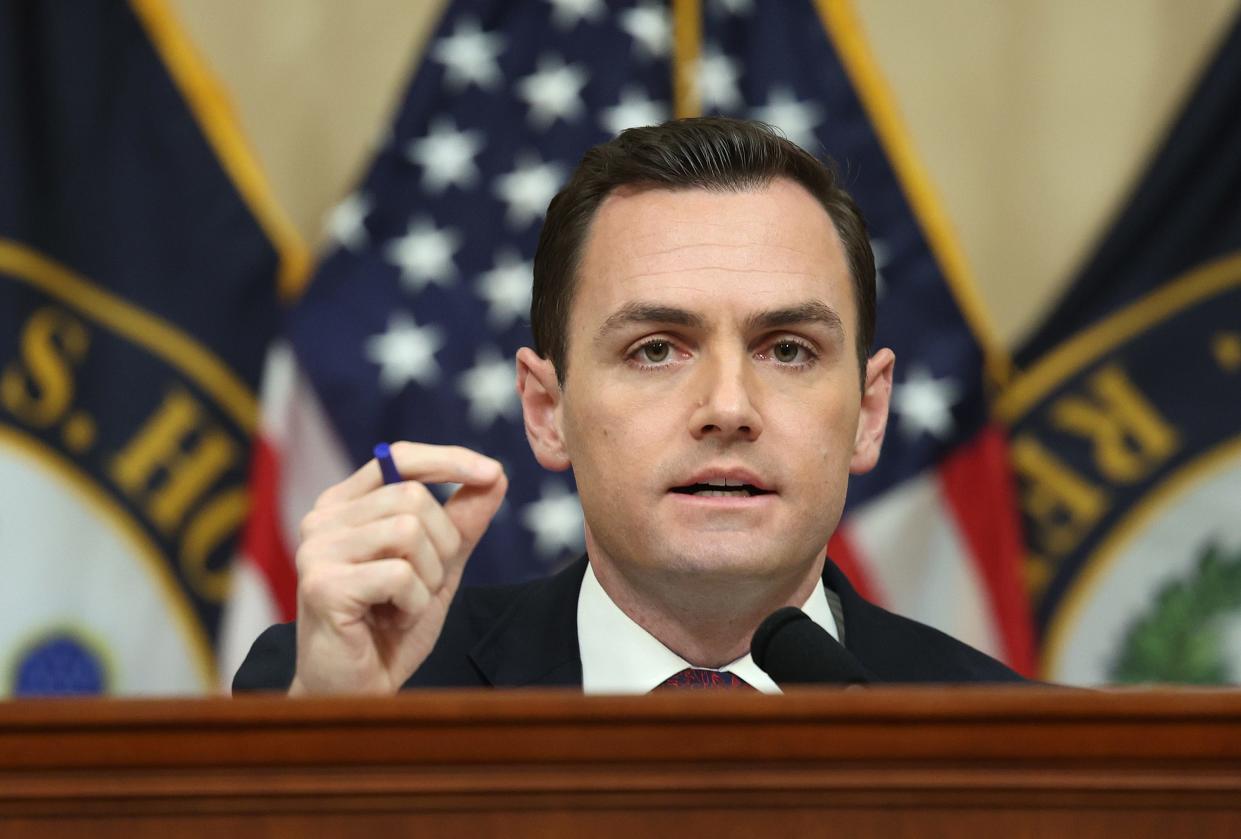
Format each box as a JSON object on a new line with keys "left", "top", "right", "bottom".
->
{"left": 301, "top": 481, "right": 462, "bottom": 562}
{"left": 442, "top": 470, "right": 509, "bottom": 565}
{"left": 318, "top": 442, "right": 502, "bottom": 506}
{"left": 300, "top": 528, "right": 439, "bottom": 621}
{"left": 334, "top": 558, "right": 432, "bottom": 621}
{"left": 299, "top": 514, "right": 444, "bottom": 591}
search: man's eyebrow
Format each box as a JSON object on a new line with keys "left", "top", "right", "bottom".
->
{"left": 744, "top": 301, "right": 845, "bottom": 336}
{"left": 595, "top": 300, "right": 845, "bottom": 341}
{"left": 596, "top": 302, "right": 706, "bottom": 339}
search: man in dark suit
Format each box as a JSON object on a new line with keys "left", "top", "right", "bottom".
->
{"left": 234, "top": 117, "right": 1023, "bottom": 694}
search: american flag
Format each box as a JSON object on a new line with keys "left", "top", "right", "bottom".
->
{"left": 220, "top": 0, "right": 1034, "bottom": 680}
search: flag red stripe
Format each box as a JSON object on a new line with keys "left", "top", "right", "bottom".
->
{"left": 937, "top": 424, "right": 1035, "bottom": 676}
{"left": 241, "top": 436, "right": 298, "bottom": 621}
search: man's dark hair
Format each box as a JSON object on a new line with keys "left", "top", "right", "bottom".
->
{"left": 531, "top": 116, "right": 876, "bottom": 387}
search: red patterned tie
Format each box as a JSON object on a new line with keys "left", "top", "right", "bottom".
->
{"left": 653, "top": 667, "right": 756, "bottom": 691}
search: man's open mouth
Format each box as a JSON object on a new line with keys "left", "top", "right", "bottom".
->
{"left": 670, "top": 481, "right": 774, "bottom": 498}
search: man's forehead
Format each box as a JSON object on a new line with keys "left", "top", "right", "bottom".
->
{"left": 588, "top": 180, "right": 839, "bottom": 258}
{"left": 583, "top": 195, "right": 846, "bottom": 293}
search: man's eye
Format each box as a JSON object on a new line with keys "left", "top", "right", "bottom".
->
{"left": 640, "top": 341, "right": 671, "bottom": 363}
{"left": 773, "top": 340, "right": 804, "bottom": 363}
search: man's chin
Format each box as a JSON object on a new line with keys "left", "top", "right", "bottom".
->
{"left": 650, "top": 539, "right": 807, "bottom": 581}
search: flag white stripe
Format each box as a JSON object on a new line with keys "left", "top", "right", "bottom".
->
{"left": 847, "top": 470, "right": 1003, "bottom": 658}
{"left": 217, "top": 344, "right": 351, "bottom": 689}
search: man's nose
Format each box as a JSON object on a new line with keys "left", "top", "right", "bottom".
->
{"left": 688, "top": 352, "right": 763, "bottom": 442}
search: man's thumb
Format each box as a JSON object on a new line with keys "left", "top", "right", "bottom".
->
{"left": 443, "top": 472, "right": 508, "bottom": 557}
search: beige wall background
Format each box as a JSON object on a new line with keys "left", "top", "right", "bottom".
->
{"left": 170, "top": 0, "right": 1239, "bottom": 350}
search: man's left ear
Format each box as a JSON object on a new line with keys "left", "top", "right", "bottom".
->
{"left": 515, "top": 347, "right": 571, "bottom": 472}
{"left": 849, "top": 348, "right": 895, "bottom": 475}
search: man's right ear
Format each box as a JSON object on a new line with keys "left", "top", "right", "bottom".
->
{"left": 515, "top": 347, "right": 571, "bottom": 471}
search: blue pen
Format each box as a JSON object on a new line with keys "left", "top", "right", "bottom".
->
{"left": 373, "top": 442, "right": 403, "bottom": 485}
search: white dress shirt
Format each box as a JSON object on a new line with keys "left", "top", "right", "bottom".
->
{"left": 577, "top": 562, "right": 841, "bottom": 694}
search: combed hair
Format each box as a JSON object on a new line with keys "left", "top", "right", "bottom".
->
{"left": 532, "top": 117, "right": 876, "bottom": 386}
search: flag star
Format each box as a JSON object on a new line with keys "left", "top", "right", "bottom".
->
{"left": 405, "top": 117, "right": 485, "bottom": 193}
{"left": 600, "top": 86, "right": 669, "bottom": 135}
{"left": 430, "top": 16, "right": 505, "bottom": 92}
{"left": 324, "top": 192, "right": 370, "bottom": 252}
{"left": 384, "top": 218, "right": 461, "bottom": 293}
{"left": 871, "top": 238, "right": 890, "bottom": 297}
{"left": 458, "top": 347, "right": 519, "bottom": 430}
{"left": 891, "top": 366, "right": 961, "bottom": 441}
{"left": 517, "top": 54, "right": 590, "bottom": 129}
{"left": 545, "top": 0, "right": 605, "bottom": 29}
{"left": 477, "top": 248, "right": 533, "bottom": 329}
{"left": 620, "top": 2, "right": 671, "bottom": 61}
{"left": 752, "top": 86, "right": 824, "bottom": 150}
{"left": 494, "top": 153, "right": 566, "bottom": 229}
{"left": 365, "top": 312, "right": 445, "bottom": 392}
{"left": 521, "top": 482, "right": 585, "bottom": 559}
{"left": 698, "top": 49, "right": 743, "bottom": 113}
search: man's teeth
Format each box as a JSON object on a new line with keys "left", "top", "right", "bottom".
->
{"left": 669, "top": 479, "right": 767, "bottom": 496}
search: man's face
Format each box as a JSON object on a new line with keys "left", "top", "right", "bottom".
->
{"left": 530, "top": 179, "right": 891, "bottom": 591}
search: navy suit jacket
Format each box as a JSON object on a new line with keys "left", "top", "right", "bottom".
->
{"left": 232, "top": 556, "right": 1024, "bottom": 692}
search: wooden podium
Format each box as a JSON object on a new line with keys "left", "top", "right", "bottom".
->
{"left": 2, "top": 688, "right": 1240, "bottom": 836}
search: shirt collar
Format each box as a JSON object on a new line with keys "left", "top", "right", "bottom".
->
{"left": 577, "top": 561, "right": 840, "bottom": 695}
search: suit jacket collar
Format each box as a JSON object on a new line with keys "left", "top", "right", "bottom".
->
{"left": 821, "top": 559, "right": 888, "bottom": 680}
{"left": 468, "top": 554, "right": 880, "bottom": 687}
{"left": 468, "top": 556, "right": 587, "bottom": 687}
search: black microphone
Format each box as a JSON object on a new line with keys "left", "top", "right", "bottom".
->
{"left": 751, "top": 606, "right": 873, "bottom": 686}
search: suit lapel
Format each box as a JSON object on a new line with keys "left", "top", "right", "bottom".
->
{"left": 822, "top": 558, "right": 898, "bottom": 681}
{"left": 469, "top": 555, "right": 587, "bottom": 686}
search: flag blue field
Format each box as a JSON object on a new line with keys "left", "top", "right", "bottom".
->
{"left": 0, "top": 0, "right": 301, "bottom": 694}
{"left": 1001, "top": 15, "right": 1241, "bottom": 684}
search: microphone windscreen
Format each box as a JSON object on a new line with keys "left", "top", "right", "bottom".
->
{"left": 751, "top": 606, "right": 872, "bottom": 685}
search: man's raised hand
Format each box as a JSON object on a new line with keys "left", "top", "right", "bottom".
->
{"left": 289, "top": 443, "right": 506, "bottom": 695}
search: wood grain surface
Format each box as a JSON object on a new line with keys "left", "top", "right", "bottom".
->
{"left": 2, "top": 687, "right": 1240, "bottom": 836}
